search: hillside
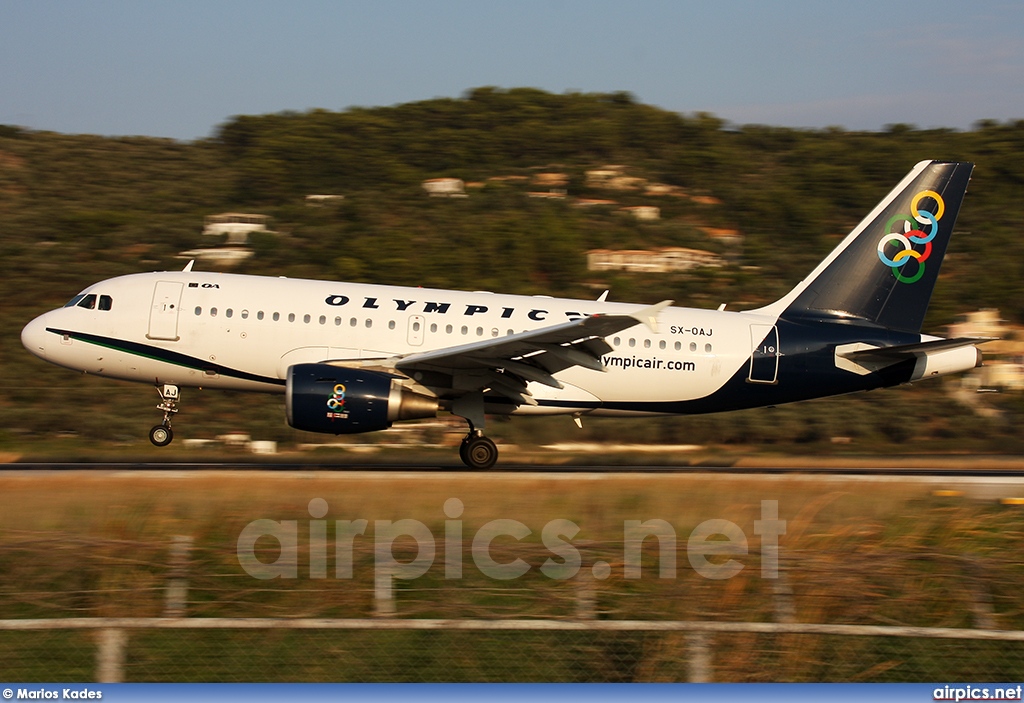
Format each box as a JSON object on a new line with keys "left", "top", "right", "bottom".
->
{"left": 3, "top": 88, "right": 1024, "bottom": 456}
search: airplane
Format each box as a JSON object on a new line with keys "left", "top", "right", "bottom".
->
{"left": 21, "top": 160, "right": 987, "bottom": 469}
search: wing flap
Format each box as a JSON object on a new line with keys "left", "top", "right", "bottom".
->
{"left": 393, "top": 300, "right": 673, "bottom": 404}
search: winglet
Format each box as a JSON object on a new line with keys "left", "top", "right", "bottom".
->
{"left": 632, "top": 300, "right": 673, "bottom": 332}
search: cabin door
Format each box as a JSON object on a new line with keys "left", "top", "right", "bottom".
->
{"left": 148, "top": 281, "right": 183, "bottom": 341}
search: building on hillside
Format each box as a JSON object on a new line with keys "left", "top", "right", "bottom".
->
{"left": 620, "top": 205, "right": 661, "bottom": 221}
{"left": 644, "top": 183, "right": 687, "bottom": 197}
{"left": 691, "top": 194, "right": 723, "bottom": 206}
{"left": 699, "top": 226, "right": 744, "bottom": 248}
{"left": 305, "top": 194, "right": 345, "bottom": 206}
{"left": 532, "top": 173, "right": 569, "bottom": 188}
{"left": 574, "top": 198, "right": 618, "bottom": 209}
{"left": 948, "top": 309, "right": 1024, "bottom": 391}
{"left": 202, "top": 213, "right": 272, "bottom": 245}
{"left": 177, "top": 247, "right": 254, "bottom": 266}
{"left": 947, "top": 309, "right": 1006, "bottom": 340}
{"left": 422, "top": 178, "right": 467, "bottom": 197}
{"left": 586, "top": 247, "right": 722, "bottom": 273}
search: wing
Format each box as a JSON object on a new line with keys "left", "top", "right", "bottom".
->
{"left": 390, "top": 300, "right": 673, "bottom": 406}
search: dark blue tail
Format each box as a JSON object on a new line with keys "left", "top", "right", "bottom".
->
{"left": 758, "top": 160, "right": 974, "bottom": 334}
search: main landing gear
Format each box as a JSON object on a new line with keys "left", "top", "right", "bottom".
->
{"left": 149, "top": 384, "right": 179, "bottom": 447}
{"left": 459, "top": 429, "right": 498, "bottom": 470}
{"left": 452, "top": 393, "right": 498, "bottom": 469}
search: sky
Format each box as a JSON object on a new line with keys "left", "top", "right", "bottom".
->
{"left": 2, "top": 0, "right": 1023, "bottom": 141}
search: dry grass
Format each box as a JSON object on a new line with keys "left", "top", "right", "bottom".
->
{"left": 2, "top": 469, "right": 1024, "bottom": 680}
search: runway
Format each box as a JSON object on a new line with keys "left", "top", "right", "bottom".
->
{"left": 4, "top": 460, "right": 1024, "bottom": 477}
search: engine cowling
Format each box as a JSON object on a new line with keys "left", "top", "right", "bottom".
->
{"left": 286, "top": 364, "right": 438, "bottom": 435}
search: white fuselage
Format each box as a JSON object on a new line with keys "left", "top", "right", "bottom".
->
{"left": 22, "top": 270, "right": 768, "bottom": 417}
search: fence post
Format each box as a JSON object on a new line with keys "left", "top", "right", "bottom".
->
{"left": 95, "top": 628, "right": 127, "bottom": 683}
{"left": 374, "top": 566, "right": 396, "bottom": 617}
{"left": 962, "top": 557, "right": 996, "bottom": 630}
{"left": 772, "top": 561, "right": 796, "bottom": 624}
{"left": 164, "top": 535, "right": 193, "bottom": 618}
{"left": 686, "top": 631, "right": 712, "bottom": 683}
{"left": 574, "top": 543, "right": 607, "bottom": 620}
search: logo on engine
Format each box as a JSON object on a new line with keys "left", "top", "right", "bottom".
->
{"left": 876, "top": 189, "right": 945, "bottom": 284}
{"left": 326, "top": 383, "right": 348, "bottom": 420}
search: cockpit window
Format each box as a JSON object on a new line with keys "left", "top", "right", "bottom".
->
{"left": 63, "top": 293, "right": 112, "bottom": 310}
{"left": 76, "top": 294, "right": 97, "bottom": 310}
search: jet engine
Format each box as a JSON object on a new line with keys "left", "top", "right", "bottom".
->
{"left": 286, "top": 364, "right": 438, "bottom": 434}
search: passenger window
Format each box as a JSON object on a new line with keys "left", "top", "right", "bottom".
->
{"left": 476, "top": 327, "right": 483, "bottom": 337}
{"left": 689, "top": 342, "right": 697, "bottom": 352}
{"left": 659, "top": 340, "right": 666, "bottom": 350}
{"left": 643, "top": 339, "right": 651, "bottom": 349}
{"left": 257, "top": 311, "right": 265, "bottom": 320}
{"left": 241, "top": 310, "right": 249, "bottom": 319}
{"left": 430, "top": 323, "right": 437, "bottom": 333}
{"left": 461, "top": 326, "right": 468, "bottom": 335}
{"left": 303, "top": 314, "right": 311, "bottom": 324}
{"left": 226, "top": 309, "right": 233, "bottom": 319}
{"left": 675, "top": 342, "right": 682, "bottom": 351}
{"left": 319, "top": 315, "right": 326, "bottom": 325}
{"left": 211, "top": 307, "right": 218, "bottom": 317}
{"left": 273, "top": 312, "right": 280, "bottom": 322}
{"left": 99, "top": 295, "right": 113, "bottom": 311}
{"left": 446, "top": 325, "right": 453, "bottom": 334}
{"left": 413, "top": 321, "right": 421, "bottom": 332}
{"left": 365, "top": 319, "right": 372, "bottom": 328}
{"left": 195, "top": 307, "right": 202, "bottom": 316}
{"left": 705, "top": 343, "right": 713, "bottom": 353}
{"left": 613, "top": 337, "right": 620, "bottom": 346}
{"left": 335, "top": 317, "right": 342, "bottom": 326}
{"left": 350, "top": 318, "right": 357, "bottom": 327}
{"left": 388, "top": 320, "right": 396, "bottom": 330}
{"left": 628, "top": 338, "right": 636, "bottom": 348}
{"left": 76, "top": 294, "right": 97, "bottom": 310}
{"left": 288, "top": 313, "right": 295, "bottom": 323}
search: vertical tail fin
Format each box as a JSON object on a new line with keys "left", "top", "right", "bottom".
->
{"left": 754, "top": 160, "right": 974, "bottom": 334}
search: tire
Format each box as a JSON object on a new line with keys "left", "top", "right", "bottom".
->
{"left": 462, "top": 436, "right": 498, "bottom": 470}
{"left": 149, "top": 424, "right": 173, "bottom": 447}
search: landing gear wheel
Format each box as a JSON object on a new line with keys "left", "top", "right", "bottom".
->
{"left": 461, "top": 435, "right": 498, "bottom": 470}
{"left": 151, "top": 384, "right": 180, "bottom": 447}
{"left": 149, "top": 424, "right": 173, "bottom": 447}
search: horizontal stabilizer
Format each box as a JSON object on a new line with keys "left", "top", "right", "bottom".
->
{"left": 838, "top": 337, "right": 994, "bottom": 362}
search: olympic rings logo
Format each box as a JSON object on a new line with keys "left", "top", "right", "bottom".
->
{"left": 876, "top": 190, "right": 945, "bottom": 284}
{"left": 326, "top": 383, "right": 346, "bottom": 411}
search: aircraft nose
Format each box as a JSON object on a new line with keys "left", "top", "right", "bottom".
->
{"left": 21, "top": 314, "right": 50, "bottom": 360}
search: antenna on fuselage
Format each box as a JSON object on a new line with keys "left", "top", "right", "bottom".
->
{"left": 182, "top": 260, "right": 195, "bottom": 272}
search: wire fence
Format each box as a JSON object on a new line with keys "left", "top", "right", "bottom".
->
{"left": 3, "top": 618, "right": 1024, "bottom": 683}
{"left": 2, "top": 530, "right": 1024, "bottom": 682}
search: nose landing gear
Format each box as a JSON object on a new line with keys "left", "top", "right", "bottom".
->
{"left": 149, "top": 384, "right": 180, "bottom": 447}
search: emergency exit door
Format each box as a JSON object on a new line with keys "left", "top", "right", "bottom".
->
{"left": 748, "top": 324, "right": 779, "bottom": 384}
